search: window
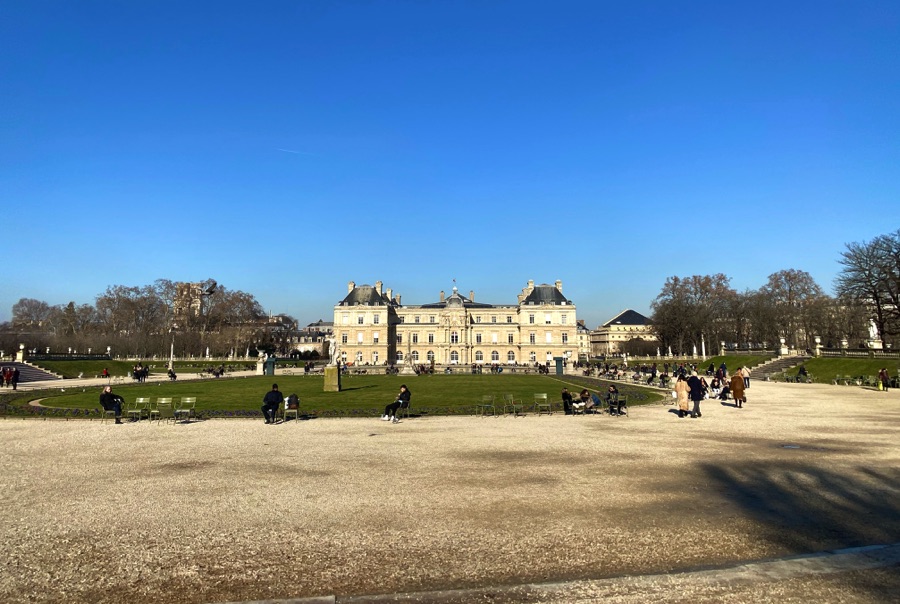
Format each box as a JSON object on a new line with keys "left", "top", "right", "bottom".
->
{"left": 373, "top": 332, "right": 379, "bottom": 344}
{"left": 476, "top": 333, "right": 482, "bottom": 344}
{"left": 545, "top": 332, "right": 552, "bottom": 343}
{"left": 372, "top": 351, "right": 379, "bottom": 364}
{"left": 341, "top": 333, "right": 348, "bottom": 344}
{"left": 342, "top": 313, "right": 350, "bottom": 325}
{"left": 356, "top": 351, "right": 363, "bottom": 362}
{"left": 429, "top": 315, "right": 435, "bottom": 323}
{"left": 561, "top": 314, "right": 568, "bottom": 325}
{"left": 508, "top": 333, "right": 514, "bottom": 344}
{"left": 562, "top": 332, "right": 568, "bottom": 344}
{"left": 507, "top": 316, "right": 513, "bottom": 323}
{"left": 412, "top": 350, "right": 419, "bottom": 361}
{"left": 357, "top": 315, "right": 364, "bottom": 325}
{"left": 529, "top": 332, "right": 536, "bottom": 344}
{"left": 357, "top": 332, "right": 363, "bottom": 343}
{"left": 412, "top": 333, "right": 418, "bottom": 344}
{"left": 428, "top": 333, "right": 434, "bottom": 344}
{"left": 491, "top": 316, "right": 497, "bottom": 323}
{"left": 396, "top": 351, "right": 403, "bottom": 362}
{"left": 529, "top": 352, "right": 536, "bottom": 362}
{"left": 546, "top": 352, "right": 553, "bottom": 362}
{"left": 475, "top": 351, "right": 483, "bottom": 362}
{"left": 491, "top": 350, "right": 499, "bottom": 362}
{"left": 529, "top": 314, "right": 535, "bottom": 324}
{"left": 451, "top": 331, "right": 459, "bottom": 344}
{"left": 450, "top": 351, "right": 459, "bottom": 363}
{"left": 414, "top": 315, "right": 420, "bottom": 324}
{"left": 507, "top": 351, "right": 516, "bottom": 362}
{"left": 427, "top": 350, "right": 434, "bottom": 362}
{"left": 396, "top": 334, "right": 402, "bottom": 344}
{"left": 545, "top": 313, "right": 552, "bottom": 325}
{"left": 399, "top": 316, "right": 405, "bottom": 323}
{"left": 476, "top": 316, "right": 481, "bottom": 323}
{"left": 373, "top": 314, "right": 380, "bottom": 324}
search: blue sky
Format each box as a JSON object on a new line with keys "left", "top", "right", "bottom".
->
{"left": 3, "top": 0, "right": 899, "bottom": 329}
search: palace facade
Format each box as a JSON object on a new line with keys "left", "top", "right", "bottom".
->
{"left": 333, "top": 280, "right": 579, "bottom": 366}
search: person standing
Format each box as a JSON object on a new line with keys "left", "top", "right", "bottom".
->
{"left": 99, "top": 386, "right": 124, "bottom": 424}
{"left": 741, "top": 366, "right": 751, "bottom": 389}
{"left": 878, "top": 368, "right": 890, "bottom": 392}
{"left": 687, "top": 371, "right": 704, "bottom": 418}
{"left": 261, "top": 383, "right": 283, "bottom": 424}
{"left": 674, "top": 374, "right": 690, "bottom": 418}
{"left": 11, "top": 367, "right": 19, "bottom": 390}
{"left": 730, "top": 368, "right": 746, "bottom": 408}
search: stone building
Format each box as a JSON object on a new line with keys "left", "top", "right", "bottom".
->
{"left": 333, "top": 280, "right": 578, "bottom": 366}
{"left": 590, "top": 309, "right": 656, "bottom": 356}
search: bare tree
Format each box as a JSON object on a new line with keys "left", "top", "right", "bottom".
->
{"left": 836, "top": 229, "right": 900, "bottom": 340}
{"left": 761, "top": 269, "right": 824, "bottom": 350}
{"left": 11, "top": 298, "right": 52, "bottom": 328}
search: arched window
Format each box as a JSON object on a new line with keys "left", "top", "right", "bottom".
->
{"left": 426, "top": 350, "right": 435, "bottom": 362}
{"left": 507, "top": 351, "right": 516, "bottom": 362}
{"left": 475, "top": 351, "right": 483, "bottom": 362}
{"left": 411, "top": 350, "right": 419, "bottom": 362}
{"left": 356, "top": 351, "right": 363, "bottom": 363}
{"left": 529, "top": 352, "right": 536, "bottom": 362}
{"left": 491, "top": 350, "right": 499, "bottom": 362}
{"left": 546, "top": 352, "right": 553, "bottom": 362}
{"left": 372, "top": 351, "right": 379, "bottom": 364}
{"left": 340, "top": 352, "right": 347, "bottom": 363}
{"left": 450, "top": 351, "right": 459, "bottom": 363}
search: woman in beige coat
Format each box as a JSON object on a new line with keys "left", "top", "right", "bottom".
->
{"left": 674, "top": 374, "right": 691, "bottom": 418}
{"left": 730, "top": 368, "right": 746, "bottom": 408}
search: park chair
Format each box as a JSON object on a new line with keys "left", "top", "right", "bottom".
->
{"left": 590, "top": 393, "right": 604, "bottom": 415}
{"left": 149, "top": 397, "right": 174, "bottom": 424}
{"left": 100, "top": 407, "right": 118, "bottom": 423}
{"left": 476, "top": 395, "right": 496, "bottom": 417}
{"left": 615, "top": 395, "right": 629, "bottom": 417}
{"left": 173, "top": 397, "right": 196, "bottom": 423}
{"left": 502, "top": 393, "right": 525, "bottom": 417}
{"left": 534, "top": 393, "right": 552, "bottom": 415}
{"left": 283, "top": 394, "right": 301, "bottom": 422}
{"left": 126, "top": 397, "right": 150, "bottom": 422}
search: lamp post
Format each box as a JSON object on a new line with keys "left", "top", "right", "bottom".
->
{"left": 169, "top": 323, "right": 178, "bottom": 371}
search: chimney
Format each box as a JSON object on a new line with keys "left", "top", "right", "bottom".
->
{"left": 469, "top": 290, "right": 475, "bottom": 301}
{"left": 386, "top": 288, "right": 392, "bottom": 300}
{"left": 395, "top": 294, "right": 401, "bottom": 305}
{"left": 528, "top": 280, "right": 534, "bottom": 289}
{"left": 439, "top": 290, "right": 445, "bottom": 302}
{"left": 375, "top": 281, "right": 383, "bottom": 295}
{"left": 555, "top": 280, "right": 563, "bottom": 292}
{"left": 348, "top": 281, "right": 356, "bottom": 293}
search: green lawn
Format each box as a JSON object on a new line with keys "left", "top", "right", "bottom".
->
{"left": 773, "top": 358, "right": 899, "bottom": 384}
{"left": 33, "top": 359, "right": 263, "bottom": 378}
{"left": 9, "top": 373, "right": 664, "bottom": 418}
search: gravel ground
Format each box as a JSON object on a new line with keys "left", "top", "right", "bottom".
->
{"left": 1, "top": 380, "right": 899, "bottom": 603}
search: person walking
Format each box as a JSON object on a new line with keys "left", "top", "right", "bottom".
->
{"left": 741, "top": 366, "right": 751, "bottom": 389}
{"left": 878, "top": 368, "right": 890, "bottom": 392}
{"left": 261, "top": 383, "right": 283, "bottom": 424}
{"left": 730, "top": 368, "right": 746, "bottom": 408}
{"left": 687, "top": 371, "right": 704, "bottom": 418}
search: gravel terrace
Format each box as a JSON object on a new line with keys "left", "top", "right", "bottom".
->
{"left": 1, "top": 380, "right": 899, "bottom": 603}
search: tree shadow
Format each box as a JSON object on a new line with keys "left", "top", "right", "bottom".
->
{"left": 701, "top": 459, "right": 900, "bottom": 564}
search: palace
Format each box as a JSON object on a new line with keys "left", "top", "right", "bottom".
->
{"left": 333, "top": 280, "right": 580, "bottom": 366}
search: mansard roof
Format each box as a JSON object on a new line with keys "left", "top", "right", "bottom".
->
{"left": 338, "top": 285, "right": 393, "bottom": 307}
{"left": 521, "top": 284, "right": 572, "bottom": 305}
{"left": 602, "top": 309, "right": 651, "bottom": 327}
{"left": 419, "top": 288, "right": 494, "bottom": 309}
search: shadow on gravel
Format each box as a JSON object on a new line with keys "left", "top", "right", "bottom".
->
{"left": 702, "top": 461, "right": 900, "bottom": 597}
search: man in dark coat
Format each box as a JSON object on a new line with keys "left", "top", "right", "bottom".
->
{"left": 261, "top": 383, "right": 283, "bottom": 424}
{"left": 687, "top": 371, "right": 705, "bottom": 418}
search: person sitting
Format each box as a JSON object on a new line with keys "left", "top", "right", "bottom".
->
{"left": 797, "top": 365, "right": 809, "bottom": 383}
{"left": 710, "top": 377, "right": 721, "bottom": 397}
{"left": 382, "top": 384, "right": 411, "bottom": 424}
{"left": 261, "top": 383, "right": 283, "bottom": 424}
{"left": 167, "top": 368, "right": 177, "bottom": 381}
{"left": 561, "top": 387, "right": 574, "bottom": 415}
{"left": 573, "top": 388, "right": 594, "bottom": 413}
{"left": 99, "top": 386, "right": 125, "bottom": 424}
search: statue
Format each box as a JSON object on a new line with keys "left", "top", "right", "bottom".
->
{"left": 328, "top": 336, "right": 339, "bottom": 366}
{"left": 868, "top": 319, "right": 879, "bottom": 341}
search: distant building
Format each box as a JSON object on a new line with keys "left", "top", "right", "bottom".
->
{"left": 333, "top": 280, "right": 579, "bottom": 366}
{"left": 291, "top": 319, "right": 333, "bottom": 356}
{"left": 590, "top": 309, "right": 656, "bottom": 356}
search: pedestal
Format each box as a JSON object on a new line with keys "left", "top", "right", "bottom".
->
{"left": 324, "top": 365, "right": 341, "bottom": 392}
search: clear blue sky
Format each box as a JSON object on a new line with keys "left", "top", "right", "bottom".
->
{"left": 3, "top": 1, "right": 899, "bottom": 329}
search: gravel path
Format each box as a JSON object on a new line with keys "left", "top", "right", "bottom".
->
{"left": 1, "top": 381, "right": 898, "bottom": 603}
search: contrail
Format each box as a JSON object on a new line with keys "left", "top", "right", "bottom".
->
{"left": 277, "top": 148, "right": 317, "bottom": 155}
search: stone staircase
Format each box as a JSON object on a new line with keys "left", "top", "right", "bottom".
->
{"left": 1, "top": 361, "right": 62, "bottom": 383}
{"left": 750, "top": 355, "right": 812, "bottom": 381}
